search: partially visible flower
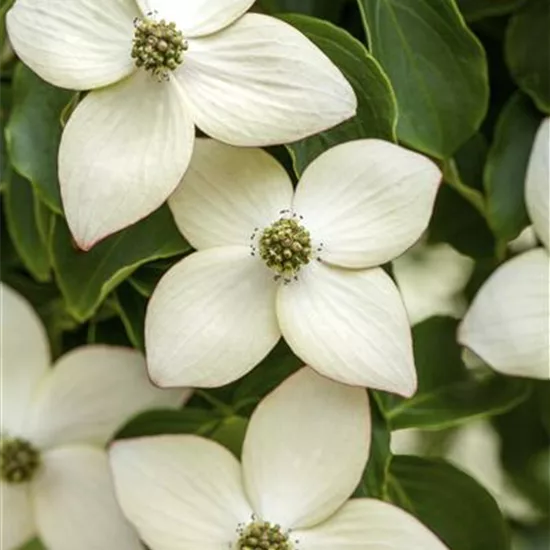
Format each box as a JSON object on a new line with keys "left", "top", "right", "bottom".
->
{"left": 145, "top": 138, "right": 441, "bottom": 395}
{"left": 393, "top": 241, "right": 473, "bottom": 326}
{"left": 7, "top": 0, "right": 356, "bottom": 250}
{"left": 0, "top": 284, "right": 188, "bottom": 550}
{"left": 459, "top": 118, "right": 550, "bottom": 379}
{"left": 110, "top": 367, "right": 449, "bottom": 550}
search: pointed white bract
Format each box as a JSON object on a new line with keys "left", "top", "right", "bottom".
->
{"left": 110, "top": 368, "right": 449, "bottom": 549}
{"left": 7, "top": 0, "right": 356, "bottom": 248}
{"left": 0, "top": 283, "right": 188, "bottom": 550}
{"left": 147, "top": 138, "right": 441, "bottom": 394}
{"left": 459, "top": 117, "right": 550, "bottom": 379}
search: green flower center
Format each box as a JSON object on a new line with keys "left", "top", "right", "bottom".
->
{"left": 132, "top": 17, "right": 188, "bottom": 79}
{"left": 258, "top": 217, "right": 312, "bottom": 278}
{"left": 0, "top": 437, "right": 41, "bottom": 484}
{"left": 237, "top": 520, "right": 293, "bottom": 550}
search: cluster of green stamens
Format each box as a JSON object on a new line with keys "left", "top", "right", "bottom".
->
{"left": 237, "top": 520, "right": 293, "bottom": 550}
{"left": 132, "top": 17, "right": 188, "bottom": 79}
{"left": 0, "top": 437, "right": 40, "bottom": 483}
{"left": 258, "top": 218, "right": 312, "bottom": 278}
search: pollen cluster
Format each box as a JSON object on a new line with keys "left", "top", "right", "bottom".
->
{"left": 259, "top": 218, "right": 312, "bottom": 278}
{"left": 0, "top": 437, "right": 41, "bottom": 483}
{"left": 132, "top": 18, "right": 188, "bottom": 79}
{"left": 237, "top": 520, "right": 293, "bottom": 550}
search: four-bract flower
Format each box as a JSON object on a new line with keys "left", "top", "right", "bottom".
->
{"left": 7, "top": 0, "right": 356, "bottom": 250}
{"left": 145, "top": 138, "right": 441, "bottom": 395}
{"left": 110, "top": 367, "right": 449, "bottom": 550}
{"left": 458, "top": 118, "right": 550, "bottom": 379}
{"left": 0, "top": 284, "right": 188, "bottom": 550}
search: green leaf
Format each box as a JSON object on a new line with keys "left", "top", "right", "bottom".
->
{"left": 209, "top": 416, "right": 249, "bottom": 458}
{"left": 3, "top": 167, "right": 51, "bottom": 282}
{"left": 115, "top": 408, "right": 220, "bottom": 440}
{"left": 376, "top": 317, "right": 530, "bottom": 430}
{"left": 259, "top": 0, "right": 346, "bottom": 22}
{"left": 357, "top": 0, "right": 489, "bottom": 158}
{"left": 387, "top": 456, "right": 510, "bottom": 550}
{"left": 457, "top": 0, "right": 526, "bottom": 21}
{"left": 20, "top": 539, "right": 47, "bottom": 550}
{"left": 505, "top": 0, "right": 550, "bottom": 113}
{"left": 279, "top": 13, "right": 397, "bottom": 175}
{"left": 354, "top": 398, "right": 391, "bottom": 499}
{"left": 50, "top": 205, "right": 189, "bottom": 322}
{"left": 484, "top": 92, "right": 542, "bottom": 241}
{"left": 5, "top": 64, "right": 73, "bottom": 212}
{"left": 127, "top": 258, "right": 177, "bottom": 297}
{"left": 429, "top": 184, "right": 495, "bottom": 258}
{"left": 114, "top": 283, "right": 147, "bottom": 351}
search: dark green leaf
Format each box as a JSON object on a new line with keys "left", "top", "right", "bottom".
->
{"left": 357, "top": 0, "right": 489, "bottom": 158}
{"left": 127, "top": 258, "right": 178, "bottom": 297}
{"left": 209, "top": 416, "right": 249, "bottom": 458}
{"left": 5, "top": 64, "right": 73, "bottom": 212}
{"left": 376, "top": 317, "right": 530, "bottom": 429}
{"left": 3, "top": 167, "right": 51, "bottom": 281}
{"left": 259, "top": 0, "right": 346, "bottom": 22}
{"left": 505, "top": 0, "right": 550, "bottom": 113}
{"left": 50, "top": 205, "right": 189, "bottom": 321}
{"left": 280, "top": 13, "right": 397, "bottom": 175}
{"left": 457, "top": 0, "right": 526, "bottom": 21}
{"left": 429, "top": 184, "right": 495, "bottom": 259}
{"left": 114, "top": 283, "right": 147, "bottom": 351}
{"left": 115, "top": 408, "right": 220, "bottom": 440}
{"left": 484, "top": 92, "right": 542, "bottom": 241}
{"left": 387, "top": 455, "right": 510, "bottom": 550}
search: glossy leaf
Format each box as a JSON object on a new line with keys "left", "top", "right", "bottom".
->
{"left": 388, "top": 456, "right": 510, "bottom": 550}
{"left": 280, "top": 13, "right": 397, "bottom": 175}
{"left": 114, "top": 283, "right": 147, "bottom": 351}
{"left": 357, "top": 0, "right": 489, "bottom": 158}
{"left": 3, "top": 167, "right": 51, "bottom": 281}
{"left": 5, "top": 64, "right": 73, "bottom": 212}
{"left": 457, "top": 0, "right": 526, "bottom": 21}
{"left": 484, "top": 92, "right": 542, "bottom": 241}
{"left": 49, "top": 206, "right": 189, "bottom": 322}
{"left": 506, "top": 0, "right": 550, "bottom": 113}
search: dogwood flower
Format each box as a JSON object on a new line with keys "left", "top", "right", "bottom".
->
{"left": 110, "top": 367, "right": 449, "bottom": 550}
{"left": 145, "top": 138, "right": 441, "bottom": 395}
{"left": 459, "top": 118, "right": 550, "bottom": 379}
{"left": 7, "top": 0, "right": 356, "bottom": 250}
{"left": 0, "top": 284, "right": 188, "bottom": 550}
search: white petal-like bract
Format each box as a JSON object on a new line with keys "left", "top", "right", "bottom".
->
{"left": 277, "top": 262, "right": 417, "bottom": 395}
{"left": 179, "top": 14, "right": 356, "bottom": 146}
{"left": 525, "top": 118, "right": 549, "bottom": 250}
{"left": 1, "top": 284, "right": 50, "bottom": 436}
{"left": 146, "top": 247, "right": 280, "bottom": 387}
{"left": 169, "top": 139, "right": 293, "bottom": 249}
{"left": 242, "top": 368, "right": 370, "bottom": 529}
{"left": 1, "top": 482, "right": 35, "bottom": 550}
{"left": 25, "top": 346, "right": 187, "bottom": 449}
{"left": 295, "top": 499, "right": 449, "bottom": 550}
{"left": 110, "top": 435, "right": 253, "bottom": 550}
{"left": 293, "top": 140, "right": 441, "bottom": 269}
{"left": 7, "top": 0, "right": 137, "bottom": 90}
{"left": 137, "top": 0, "right": 255, "bottom": 37}
{"left": 33, "top": 446, "right": 142, "bottom": 550}
{"left": 59, "top": 71, "right": 194, "bottom": 249}
{"left": 459, "top": 248, "right": 550, "bottom": 379}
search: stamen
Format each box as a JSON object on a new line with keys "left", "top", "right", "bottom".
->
{"left": 132, "top": 17, "right": 188, "bottom": 80}
{"left": 0, "top": 437, "right": 40, "bottom": 484}
{"left": 236, "top": 519, "right": 293, "bottom": 550}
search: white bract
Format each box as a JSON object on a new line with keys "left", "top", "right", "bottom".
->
{"left": 0, "top": 284, "right": 189, "bottom": 550}
{"left": 110, "top": 367, "right": 449, "bottom": 550}
{"left": 7, "top": 0, "right": 356, "bottom": 250}
{"left": 145, "top": 138, "right": 441, "bottom": 395}
{"left": 459, "top": 118, "right": 550, "bottom": 379}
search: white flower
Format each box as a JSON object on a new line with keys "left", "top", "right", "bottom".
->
{"left": 110, "top": 367, "right": 449, "bottom": 550}
{"left": 0, "top": 284, "right": 189, "bottom": 550}
{"left": 458, "top": 118, "right": 550, "bottom": 379}
{"left": 7, "top": 0, "right": 356, "bottom": 250}
{"left": 145, "top": 138, "right": 441, "bottom": 396}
